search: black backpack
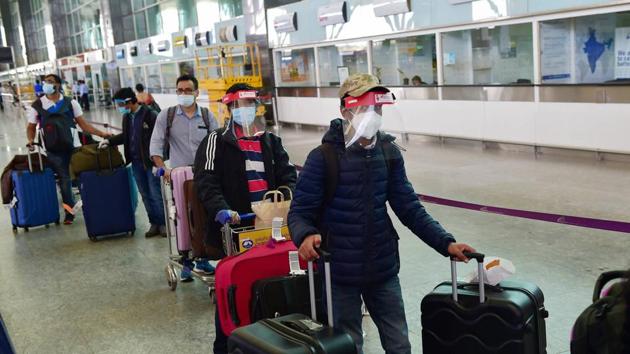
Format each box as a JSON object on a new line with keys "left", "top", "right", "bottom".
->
{"left": 33, "top": 97, "right": 75, "bottom": 153}
{"left": 571, "top": 270, "right": 629, "bottom": 354}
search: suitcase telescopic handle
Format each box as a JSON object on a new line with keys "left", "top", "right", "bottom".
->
{"left": 26, "top": 143, "right": 44, "bottom": 173}
{"left": 308, "top": 248, "right": 333, "bottom": 328}
{"left": 450, "top": 252, "right": 486, "bottom": 304}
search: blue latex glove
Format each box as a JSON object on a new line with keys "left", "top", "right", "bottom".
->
{"left": 216, "top": 209, "right": 237, "bottom": 225}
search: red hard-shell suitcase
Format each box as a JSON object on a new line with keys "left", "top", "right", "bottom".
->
{"left": 215, "top": 240, "right": 299, "bottom": 336}
{"left": 421, "top": 252, "right": 548, "bottom": 354}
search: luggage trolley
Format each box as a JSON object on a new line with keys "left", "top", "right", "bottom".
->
{"left": 161, "top": 175, "right": 217, "bottom": 301}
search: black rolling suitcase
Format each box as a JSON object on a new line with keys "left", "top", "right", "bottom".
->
{"left": 228, "top": 251, "right": 356, "bottom": 354}
{"left": 421, "top": 252, "right": 548, "bottom": 354}
{"left": 250, "top": 272, "right": 323, "bottom": 322}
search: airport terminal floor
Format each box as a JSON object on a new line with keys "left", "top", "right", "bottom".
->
{"left": 0, "top": 103, "right": 628, "bottom": 353}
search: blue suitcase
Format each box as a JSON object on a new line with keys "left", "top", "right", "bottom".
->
{"left": 79, "top": 149, "right": 136, "bottom": 241}
{"left": 10, "top": 150, "right": 60, "bottom": 232}
{"left": 0, "top": 313, "right": 15, "bottom": 354}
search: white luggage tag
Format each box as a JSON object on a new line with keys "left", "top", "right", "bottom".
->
{"left": 271, "top": 217, "right": 286, "bottom": 241}
{"left": 289, "top": 250, "right": 305, "bottom": 276}
{"left": 71, "top": 200, "right": 83, "bottom": 214}
{"left": 7, "top": 196, "right": 18, "bottom": 209}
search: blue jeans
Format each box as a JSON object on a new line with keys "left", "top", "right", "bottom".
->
{"left": 46, "top": 151, "right": 75, "bottom": 212}
{"left": 131, "top": 162, "right": 165, "bottom": 226}
{"left": 331, "top": 275, "right": 411, "bottom": 354}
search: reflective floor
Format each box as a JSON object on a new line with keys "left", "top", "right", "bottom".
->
{"left": 0, "top": 104, "right": 628, "bottom": 353}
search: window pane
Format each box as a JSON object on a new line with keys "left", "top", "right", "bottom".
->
{"left": 178, "top": 61, "right": 195, "bottom": 77}
{"left": 133, "top": 0, "right": 144, "bottom": 11}
{"left": 146, "top": 64, "right": 161, "bottom": 93}
{"left": 177, "top": 0, "right": 197, "bottom": 30}
{"left": 373, "top": 35, "right": 437, "bottom": 86}
{"left": 318, "top": 43, "right": 368, "bottom": 86}
{"left": 120, "top": 67, "right": 134, "bottom": 88}
{"left": 160, "top": 63, "right": 178, "bottom": 93}
{"left": 219, "top": 0, "right": 242, "bottom": 20}
{"left": 134, "top": 12, "right": 147, "bottom": 39}
{"left": 275, "top": 48, "right": 316, "bottom": 87}
{"left": 121, "top": 14, "right": 136, "bottom": 43}
{"left": 146, "top": 5, "right": 161, "bottom": 36}
{"left": 540, "top": 13, "right": 628, "bottom": 84}
{"left": 132, "top": 66, "right": 145, "bottom": 87}
{"left": 442, "top": 23, "right": 533, "bottom": 85}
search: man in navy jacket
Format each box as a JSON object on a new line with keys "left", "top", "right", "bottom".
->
{"left": 288, "top": 73, "right": 476, "bottom": 354}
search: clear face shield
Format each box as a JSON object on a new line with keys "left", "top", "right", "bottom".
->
{"left": 342, "top": 91, "right": 402, "bottom": 148}
{"left": 223, "top": 90, "right": 266, "bottom": 138}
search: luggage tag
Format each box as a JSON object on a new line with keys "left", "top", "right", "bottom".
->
{"left": 271, "top": 217, "right": 286, "bottom": 241}
{"left": 7, "top": 196, "right": 17, "bottom": 209}
{"left": 288, "top": 250, "right": 305, "bottom": 276}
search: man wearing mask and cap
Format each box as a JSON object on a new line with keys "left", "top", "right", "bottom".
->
{"left": 25, "top": 73, "right": 111, "bottom": 225}
{"left": 150, "top": 74, "right": 218, "bottom": 280}
{"left": 99, "top": 88, "right": 165, "bottom": 238}
{"left": 288, "top": 73, "right": 476, "bottom": 354}
{"left": 193, "top": 83, "right": 297, "bottom": 354}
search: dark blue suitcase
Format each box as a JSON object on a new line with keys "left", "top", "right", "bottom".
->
{"left": 0, "top": 313, "right": 15, "bottom": 354}
{"left": 79, "top": 150, "right": 136, "bottom": 241}
{"left": 9, "top": 151, "right": 59, "bottom": 232}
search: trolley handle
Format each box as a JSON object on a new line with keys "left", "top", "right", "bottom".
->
{"left": 239, "top": 213, "right": 256, "bottom": 221}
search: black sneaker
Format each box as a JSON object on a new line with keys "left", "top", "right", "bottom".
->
{"left": 145, "top": 224, "right": 161, "bottom": 238}
{"left": 63, "top": 213, "right": 75, "bottom": 225}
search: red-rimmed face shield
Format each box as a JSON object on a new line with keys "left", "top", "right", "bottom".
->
{"left": 223, "top": 90, "right": 265, "bottom": 138}
{"left": 342, "top": 91, "right": 400, "bottom": 148}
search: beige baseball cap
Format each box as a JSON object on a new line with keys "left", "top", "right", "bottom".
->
{"left": 338, "top": 73, "right": 389, "bottom": 98}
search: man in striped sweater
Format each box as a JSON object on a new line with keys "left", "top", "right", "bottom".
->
{"left": 193, "top": 83, "right": 297, "bottom": 354}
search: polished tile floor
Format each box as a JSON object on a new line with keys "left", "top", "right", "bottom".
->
{"left": 0, "top": 104, "right": 628, "bottom": 353}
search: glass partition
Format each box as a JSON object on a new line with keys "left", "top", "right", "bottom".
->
{"left": 131, "top": 66, "right": 144, "bottom": 87}
{"left": 161, "top": 63, "right": 179, "bottom": 93}
{"left": 541, "top": 11, "right": 630, "bottom": 84}
{"left": 373, "top": 35, "right": 436, "bottom": 86}
{"left": 274, "top": 48, "right": 316, "bottom": 87}
{"left": 317, "top": 42, "right": 368, "bottom": 87}
{"left": 442, "top": 23, "right": 533, "bottom": 85}
{"left": 146, "top": 64, "right": 161, "bottom": 93}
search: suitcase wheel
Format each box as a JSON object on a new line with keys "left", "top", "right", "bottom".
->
{"left": 165, "top": 264, "right": 178, "bottom": 291}
{"left": 12, "top": 226, "right": 17, "bottom": 234}
{"left": 45, "top": 225, "right": 50, "bottom": 229}
{"left": 89, "top": 235, "right": 98, "bottom": 242}
{"left": 55, "top": 219, "right": 60, "bottom": 226}
{"left": 24, "top": 227, "right": 29, "bottom": 232}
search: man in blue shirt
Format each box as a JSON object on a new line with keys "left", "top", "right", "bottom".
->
{"left": 150, "top": 74, "right": 218, "bottom": 281}
{"left": 100, "top": 88, "right": 165, "bottom": 237}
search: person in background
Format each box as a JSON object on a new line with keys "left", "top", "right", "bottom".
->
{"left": 150, "top": 74, "right": 218, "bottom": 281}
{"left": 288, "top": 73, "right": 476, "bottom": 354}
{"left": 34, "top": 80, "right": 43, "bottom": 97}
{"left": 25, "top": 74, "right": 110, "bottom": 225}
{"left": 79, "top": 80, "right": 90, "bottom": 111}
{"left": 62, "top": 81, "right": 73, "bottom": 97}
{"left": 136, "top": 83, "right": 160, "bottom": 112}
{"left": 72, "top": 81, "right": 79, "bottom": 101}
{"left": 98, "top": 88, "right": 166, "bottom": 238}
{"left": 411, "top": 75, "right": 425, "bottom": 86}
{"left": 9, "top": 82, "right": 19, "bottom": 107}
{"left": 193, "top": 83, "right": 297, "bottom": 354}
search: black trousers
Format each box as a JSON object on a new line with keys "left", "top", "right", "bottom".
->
{"left": 81, "top": 93, "right": 90, "bottom": 110}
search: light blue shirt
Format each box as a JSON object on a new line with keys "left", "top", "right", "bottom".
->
{"left": 149, "top": 104, "right": 217, "bottom": 168}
